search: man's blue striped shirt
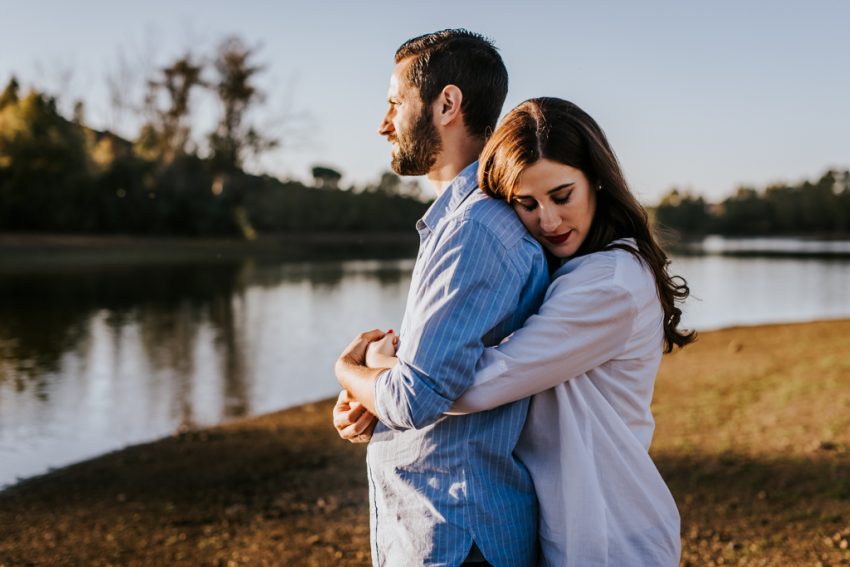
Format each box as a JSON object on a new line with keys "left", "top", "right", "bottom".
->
{"left": 368, "top": 161, "right": 549, "bottom": 566}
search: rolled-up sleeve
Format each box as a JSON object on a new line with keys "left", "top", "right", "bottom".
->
{"left": 448, "top": 274, "right": 638, "bottom": 415}
{"left": 374, "top": 219, "right": 524, "bottom": 430}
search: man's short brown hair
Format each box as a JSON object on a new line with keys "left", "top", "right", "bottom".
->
{"left": 395, "top": 29, "right": 508, "bottom": 140}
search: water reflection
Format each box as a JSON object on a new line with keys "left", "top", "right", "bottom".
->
{"left": 0, "top": 257, "right": 412, "bottom": 487}
{"left": 674, "top": 254, "right": 850, "bottom": 330}
{"left": 0, "top": 262, "right": 244, "bottom": 396}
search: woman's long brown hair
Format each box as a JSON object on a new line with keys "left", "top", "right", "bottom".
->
{"left": 478, "top": 97, "right": 695, "bottom": 352}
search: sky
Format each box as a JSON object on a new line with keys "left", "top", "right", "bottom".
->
{"left": 1, "top": 0, "right": 848, "bottom": 204}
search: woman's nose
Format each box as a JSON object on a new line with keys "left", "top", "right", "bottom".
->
{"left": 539, "top": 206, "right": 561, "bottom": 233}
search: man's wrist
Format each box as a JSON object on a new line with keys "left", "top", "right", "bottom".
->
{"left": 335, "top": 356, "right": 362, "bottom": 390}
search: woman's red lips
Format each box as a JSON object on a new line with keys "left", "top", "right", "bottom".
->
{"left": 544, "top": 230, "right": 572, "bottom": 245}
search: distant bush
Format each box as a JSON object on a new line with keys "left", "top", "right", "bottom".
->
{"left": 653, "top": 169, "right": 850, "bottom": 238}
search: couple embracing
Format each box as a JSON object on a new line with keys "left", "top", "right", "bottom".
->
{"left": 333, "top": 28, "right": 694, "bottom": 567}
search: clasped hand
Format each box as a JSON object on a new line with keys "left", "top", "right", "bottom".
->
{"left": 333, "top": 330, "right": 397, "bottom": 443}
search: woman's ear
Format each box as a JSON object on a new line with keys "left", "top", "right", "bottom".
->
{"left": 435, "top": 84, "right": 463, "bottom": 126}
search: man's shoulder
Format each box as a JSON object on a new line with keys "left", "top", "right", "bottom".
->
{"left": 444, "top": 189, "right": 532, "bottom": 251}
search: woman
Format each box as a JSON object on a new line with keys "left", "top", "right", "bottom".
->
{"left": 342, "top": 97, "right": 694, "bottom": 566}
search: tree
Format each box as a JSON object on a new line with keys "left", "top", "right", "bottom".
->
{"left": 716, "top": 187, "right": 772, "bottom": 235}
{"left": 763, "top": 183, "right": 796, "bottom": 232}
{"left": 72, "top": 100, "right": 85, "bottom": 125}
{"left": 208, "top": 37, "right": 276, "bottom": 171}
{"left": 136, "top": 54, "right": 206, "bottom": 163}
{"left": 311, "top": 165, "right": 342, "bottom": 189}
{"left": 654, "top": 188, "right": 712, "bottom": 236}
{"left": 0, "top": 89, "right": 92, "bottom": 230}
{"left": 0, "top": 76, "right": 20, "bottom": 110}
{"left": 366, "top": 171, "right": 426, "bottom": 201}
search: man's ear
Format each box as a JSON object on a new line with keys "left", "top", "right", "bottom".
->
{"left": 435, "top": 85, "right": 463, "bottom": 126}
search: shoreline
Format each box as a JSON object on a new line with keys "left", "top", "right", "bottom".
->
{"left": 0, "top": 231, "right": 420, "bottom": 248}
{"left": 2, "top": 319, "right": 849, "bottom": 565}
{"left": 4, "top": 233, "right": 850, "bottom": 261}
{"left": 0, "top": 232, "right": 421, "bottom": 265}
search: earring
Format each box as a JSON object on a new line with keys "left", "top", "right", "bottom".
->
{"left": 596, "top": 183, "right": 603, "bottom": 191}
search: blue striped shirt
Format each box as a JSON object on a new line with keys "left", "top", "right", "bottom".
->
{"left": 368, "top": 161, "right": 549, "bottom": 566}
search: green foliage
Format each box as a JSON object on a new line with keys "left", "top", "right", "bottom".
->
{"left": 0, "top": 76, "right": 20, "bottom": 109}
{"left": 715, "top": 187, "right": 773, "bottom": 235}
{"left": 0, "top": 42, "right": 431, "bottom": 237}
{"left": 655, "top": 170, "right": 850, "bottom": 237}
{"left": 655, "top": 189, "right": 711, "bottom": 235}
{"left": 93, "top": 153, "right": 158, "bottom": 232}
{"left": 364, "top": 171, "right": 424, "bottom": 200}
{"left": 244, "top": 175, "right": 427, "bottom": 233}
{"left": 0, "top": 87, "right": 94, "bottom": 231}
{"left": 311, "top": 165, "right": 342, "bottom": 189}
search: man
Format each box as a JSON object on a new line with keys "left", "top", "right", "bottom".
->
{"left": 333, "top": 29, "right": 549, "bottom": 567}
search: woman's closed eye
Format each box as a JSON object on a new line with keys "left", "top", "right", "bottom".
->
{"left": 514, "top": 199, "right": 538, "bottom": 212}
{"left": 552, "top": 189, "right": 573, "bottom": 205}
{"left": 514, "top": 189, "right": 572, "bottom": 211}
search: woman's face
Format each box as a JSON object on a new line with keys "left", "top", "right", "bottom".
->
{"left": 511, "top": 158, "right": 597, "bottom": 258}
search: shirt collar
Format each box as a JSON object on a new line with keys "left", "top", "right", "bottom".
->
{"left": 420, "top": 161, "right": 480, "bottom": 231}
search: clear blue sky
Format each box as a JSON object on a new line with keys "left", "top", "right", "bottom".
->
{"left": 2, "top": 0, "right": 848, "bottom": 203}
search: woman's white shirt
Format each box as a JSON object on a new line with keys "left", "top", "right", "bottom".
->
{"left": 450, "top": 239, "right": 681, "bottom": 567}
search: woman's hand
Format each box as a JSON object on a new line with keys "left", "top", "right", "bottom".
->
{"left": 334, "top": 329, "right": 387, "bottom": 379}
{"left": 366, "top": 330, "right": 399, "bottom": 369}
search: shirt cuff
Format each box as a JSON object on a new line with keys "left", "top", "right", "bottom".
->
{"left": 373, "top": 367, "right": 394, "bottom": 426}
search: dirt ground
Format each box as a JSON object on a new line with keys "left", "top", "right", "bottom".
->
{"left": 1, "top": 320, "right": 849, "bottom": 566}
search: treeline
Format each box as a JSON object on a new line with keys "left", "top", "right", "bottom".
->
{"left": 0, "top": 37, "right": 427, "bottom": 237}
{"left": 654, "top": 169, "right": 850, "bottom": 237}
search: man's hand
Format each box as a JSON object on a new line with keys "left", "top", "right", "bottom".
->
{"left": 334, "top": 329, "right": 387, "bottom": 417}
{"left": 333, "top": 390, "right": 378, "bottom": 443}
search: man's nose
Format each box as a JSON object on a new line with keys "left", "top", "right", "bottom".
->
{"left": 378, "top": 113, "right": 394, "bottom": 137}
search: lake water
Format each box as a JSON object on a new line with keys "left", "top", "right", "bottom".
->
{"left": 2, "top": 240, "right": 850, "bottom": 488}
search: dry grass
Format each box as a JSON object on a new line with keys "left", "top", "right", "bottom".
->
{"left": 652, "top": 320, "right": 850, "bottom": 566}
{"left": 1, "top": 320, "right": 849, "bottom": 566}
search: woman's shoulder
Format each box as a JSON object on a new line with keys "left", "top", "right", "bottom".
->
{"left": 547, "top": 239, "right": 656, "bottom": 310}
{"left": 553, "top": 238, "right": 646, "bottom": 285}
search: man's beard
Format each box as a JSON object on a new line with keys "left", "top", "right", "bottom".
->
{"left": 390, "top": 106, "right": 442, "bottom": 176}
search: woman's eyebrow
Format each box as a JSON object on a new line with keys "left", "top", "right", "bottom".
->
{"left": 514, "top": 183, "right": 574, "bottom": 201}
{"left": 547, "top": 183, "right": 574, "bottom": 194}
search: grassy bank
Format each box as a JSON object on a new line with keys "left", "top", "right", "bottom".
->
{"left": 1, "top": 320, "right": 849, "bottom": 566}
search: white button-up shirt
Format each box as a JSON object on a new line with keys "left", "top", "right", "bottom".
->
{"left": 451, "top": 239, "right": 681, "bottom": 566}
